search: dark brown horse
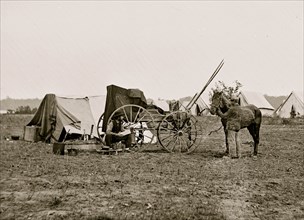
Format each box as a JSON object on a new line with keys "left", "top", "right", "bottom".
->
{"left": 210, "top": 91, "right": 262, "bottom": 158}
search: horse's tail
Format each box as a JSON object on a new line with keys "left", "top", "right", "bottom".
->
{"left": 246, "top": 104, "right": 262, "bottom": 125}
{"left": 253, "top": 106, "right": 262, "bottom": 125}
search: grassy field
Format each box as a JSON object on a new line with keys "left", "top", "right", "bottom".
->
{"left": 0, "top": 114, "right": 303, "bottom": 219}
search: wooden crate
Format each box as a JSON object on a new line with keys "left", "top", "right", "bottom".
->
{"left": 53, "top": 142, "right": 65, "bottom": 155}
{"left": 24, "top": 126, "right": 41, "bottom": 142}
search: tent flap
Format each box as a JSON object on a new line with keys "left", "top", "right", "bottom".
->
{"left": 27, "top": 94, "right": 57, "bottom": 141}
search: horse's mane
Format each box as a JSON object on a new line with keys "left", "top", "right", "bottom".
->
{"left": 218, "top": 92, "right": 233, "bottom": 112}
{"left": 221, "top": 93, "right": 232, "bottom": 106}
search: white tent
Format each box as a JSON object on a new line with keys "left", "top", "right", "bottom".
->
{"left": 180, "top": 93, "right": 210, "bottom": 116}
{"left": 199, "top": 92, "right": 211, "bottom": 115}
{"left": 150, "top": 99, "right": 170, "bottom": 112}
{"left": 180, "top": 100, "right": 198, "bottom": 115}
{"left": 274, "top": 91, "right": 304, "bottom": 118}
{"left": 0, "top": 110, "right": 8, "bottom": 114}
{"left": 238, "top": 91, "right": 274, "bottom": 116}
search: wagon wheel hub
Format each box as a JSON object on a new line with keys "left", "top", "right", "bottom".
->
{"left": 177, "top": 130, "right": 184, "bottom": 136}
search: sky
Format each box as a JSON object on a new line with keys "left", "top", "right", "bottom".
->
{"left": 1, "top": 1, "right": 303, "bottom": 100}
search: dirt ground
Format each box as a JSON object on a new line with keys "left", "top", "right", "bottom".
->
{"left": 0, "top": 114, "right": 303, "bottom": 219}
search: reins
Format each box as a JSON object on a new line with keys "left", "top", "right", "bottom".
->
{"left": 208, "top": 125, "right": 223, "bottom": 135}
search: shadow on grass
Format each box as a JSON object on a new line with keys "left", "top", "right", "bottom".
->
{"left": 141, "top": 148, "right": 169, "bottom": 153}
{"left": 139, "top": 144, "right": 229, "bottom": 158}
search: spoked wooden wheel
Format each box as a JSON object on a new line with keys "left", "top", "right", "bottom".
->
{"left": 97, "top": 113, "right": 105, "bottom": 142}
{"left": 157, "top": 111, "right": 202, "bottom": 153}
{"left": 108, "top": 105, "right": 156, "bottom": 151}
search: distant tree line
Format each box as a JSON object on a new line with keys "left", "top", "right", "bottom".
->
{"left": 0, "top": 97, "right": 41, "bottom": 114}
{"left": 10, "top": 105, "right": 38, "bottom": 114}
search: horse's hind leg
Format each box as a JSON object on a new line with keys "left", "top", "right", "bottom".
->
{"left": 253, "top": 124, "right": 261, "bottom": 156}
{"left": 224, "top": 128, "right": 229, "bottom": 155}
{"left": 247, "top": 124, "right": 259, "bottom": 156}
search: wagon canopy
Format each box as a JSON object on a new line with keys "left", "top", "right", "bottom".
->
{"left": 27, "top": 94, "right": 106, "bottom": 142}
{"left": 102, "top": 84, "right": 147, "bottom": 132}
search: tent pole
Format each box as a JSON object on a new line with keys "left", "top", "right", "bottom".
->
{"left": 186, "top": 59, "right": 224, "bottom": 110}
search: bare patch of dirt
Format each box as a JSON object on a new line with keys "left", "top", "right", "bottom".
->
{"left": 1, "top": 115, "right": 304, "bottom": 219}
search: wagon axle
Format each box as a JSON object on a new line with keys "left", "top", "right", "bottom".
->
{"left": 177, "top": 130, "right": 184, "bottom": 137}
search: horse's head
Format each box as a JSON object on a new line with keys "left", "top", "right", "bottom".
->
{"left": 210, "top": 91, "right": 224, "bottom": 115}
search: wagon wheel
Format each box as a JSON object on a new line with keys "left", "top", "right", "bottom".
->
{"left": 108, "top": 105, "right": 156, "bottom": 151}
{"left": 157, "top": 111, "right": 202, "bottom": 153}
{"left": 97, "top": 113, "right": 105, "bottom": 142}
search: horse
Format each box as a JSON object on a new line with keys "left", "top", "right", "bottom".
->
{"left": 209, "top": 91, "right": 262, "bottom": 158}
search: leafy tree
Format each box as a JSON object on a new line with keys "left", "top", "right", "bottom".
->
{"left": 209, "top": 80, "right": 243, "bottom": 101}
{"left": 15, "top": 105, "right": 33, "bottom": 114}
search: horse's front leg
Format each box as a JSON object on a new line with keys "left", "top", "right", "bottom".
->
{"left": 235, "top": 131, "right": 241, "bottom": 158}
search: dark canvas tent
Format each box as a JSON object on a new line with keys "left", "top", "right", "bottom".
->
{"left": 27, "top": 94, "right": 106, "bottom": 142}
{"left": 101, "top": 85, "right": 147, "bottom": 132}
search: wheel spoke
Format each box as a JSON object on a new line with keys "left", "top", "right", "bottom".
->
{"left": 160, "top": 119, "right": 177, "bottom": 131}
{"left": 130, "top": 106, "right": 133, "bottom": 122}
{"left": 180, "top": 135, "right": 191, "bottom": 152}
{"left": 133, "top": 108, "right": 141, "bottom": 123}
{"left": 122, "top": 107, "right": 130, "bottom": 123}
{"left": 178, "top": 137, "right": 182, "bottom": 153}
{"left": 159, "top": 126, "right": 177, "bottom": 133}
{"left": 171, "top": 136, "right": 179, "bottom": 152}
{"left": 159, "top": 132, "right": 176, "bottom": 142}
{"left": 159, "top": 137, "right": 174, "bottom": 148}
{"left": 163, "top": 135, "right": 177, "bottom": 152}
{"left": 163, "top": 137, "right": 175, "bottom": 149}
{"left": 187, "top": 130, "right": 198, "bottom": 136}
{"left": 137, "top": 112, "right": 148, "bottom": 123}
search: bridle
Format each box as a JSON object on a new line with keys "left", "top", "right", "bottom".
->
{"left": 210, "top": 93, "right": 223, "bottom": 112}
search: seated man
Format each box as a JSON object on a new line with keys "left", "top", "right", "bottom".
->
{"left": 105, "top": 111, "right": 132, "bottom": 149}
